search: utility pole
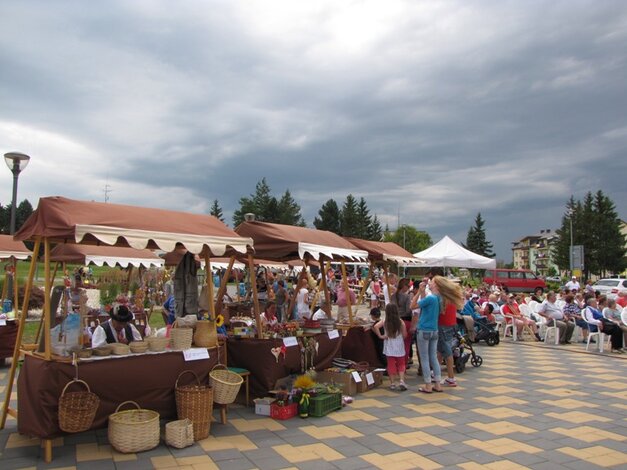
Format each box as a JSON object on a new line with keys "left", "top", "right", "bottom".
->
{"left": 104, "top": 184, "right": 112, "bottom": 203}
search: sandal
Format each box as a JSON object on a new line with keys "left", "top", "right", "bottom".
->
{"left": 418, "top": 387, "right": 433, "bottom": 394}
{"left": 433, "top": 387, "right": 443, "bottom": 393}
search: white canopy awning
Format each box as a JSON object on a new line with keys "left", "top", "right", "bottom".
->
{"left": 414, "top": 235, "right": 497, "bottom": 269}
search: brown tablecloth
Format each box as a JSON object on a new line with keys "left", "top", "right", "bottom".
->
{"left": 226, "top": 333, "right": 342, "bottom": 398}
{"left": 0, "top": 320, "right": 18, "bottom": 359}
{"left": 17, "top": 347, "right": 222, "bottom": 439}
{"left": 341, "top": 327, "right": 384, "bottom": 369}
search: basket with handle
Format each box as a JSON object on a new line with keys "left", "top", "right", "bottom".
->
{"left": 209, "top": 364, "right": 243, "bottom": 405}
{"left": 108, "top": 401, "right": 160, "bottom": 453}
{"left": 170, "top": 320, "right": 193, "bottom": 350}
{"left": 175, "top": 370, "right": 213, "bottom": 440}
{"left": 165, "top": 418, "right": 195, "bottom": 448}
{"left": 58, "top": 379, "right": 100, "bottom": 433}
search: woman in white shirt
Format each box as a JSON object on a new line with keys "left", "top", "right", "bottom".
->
{"left": 295, "top": 277, "right": 310, "bottom": 320}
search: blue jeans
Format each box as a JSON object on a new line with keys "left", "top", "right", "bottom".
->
{"left": 417, "top": 330, "right": 441, "bottom": 385}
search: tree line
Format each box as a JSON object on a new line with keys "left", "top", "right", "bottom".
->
{"left": 554, "top": 190, "right": 626, "bottom": 278}
{"left": 0, "top": 200, "right": 34, "bottom": 234}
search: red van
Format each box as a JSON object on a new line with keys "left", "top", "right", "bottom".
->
{"left": 483, "top": 269, "right": 547, "bottom": 293}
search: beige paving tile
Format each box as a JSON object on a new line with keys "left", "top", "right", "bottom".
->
{"left": 468, "top": 420, "right": 537, "bottom": 435}
{"left": 464, "top": 437, "right": 541, "bottom": 456}
{"left": 272, "top": 443, "right": 344, "bottom": 463}
{"left": 391, "top": 415, "right": 454, "bottom": 429}
{"left": 362, "top": 389, "right": 398, "bottom": 397}
{"left": 477, "top": 377, "right": 522, "bottom": 385}
{"left": 558, "top": 446, "right": 627, "bottom": 467}
{"left": 75, "top": 443, "right": 113, "bottom": 462}
{"left": 299, "top": 424, "right": 363, "bottom": 439}
{"left": 404, "top": 402, "right": 460, "bottom": 414}
{"left": 198, "top": 434, "right": 257, "bottom": 451}
{"left": 361, "top": 451, "right": 442, "bottom": 470}
{"left": 459, "top": 460, "right": 530, "bottom": 470}
{"left": 534, "top": 378, "right": 574, "bottom": 387}
{"left": 151, "top": 456, "right": 178, "bottom": 468}
{"left": 545, "top": 411, "right": 611, "bottom": 423}
{"left": 477, "top": 385, "right": 524, "bottom": 395}
{"left": 328, "top": 409, "right": 378, "bottom": 422}
{"left": 551, "top": 426, "right": 626, "bottom": 443}
{"left": 176, "top": 455, "right": 218, "bottom": 469}
{"left": 542, "top": 398, "right": 595, "bottom": 409}
{"left": 379, "top": 430, "right": 448, "bottom": 447}
{"left": 347, "top": 398, "right": 390, "bottom": 409}
{"left": 229, "top": 417, "right": 285, "bottom": 432}
{"left": 475, "top": 396, "right": 528, "bottom": 406}
{"left": 5, "top": 433, "right": 63, "bottom": 449}
{"left": 473, "top": 407, "right": 530, "bottom": 419}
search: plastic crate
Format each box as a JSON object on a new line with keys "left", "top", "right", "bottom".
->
{"left": 308, "top": 393, "right": 342, "bottom": 417}
{"left": 270, "top": 402, "right": 298, "bottom": 420}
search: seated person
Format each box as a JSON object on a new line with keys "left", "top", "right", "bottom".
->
{"left": 585, "top": 297, "right": 623, "bottom": 353}
{"left": 481, "top": 294, "right": 502, "bottom": 322}
{"left": 616, "top": 291, "right": 627, "bottom": 308}
{"left": 537, "top": 291, "right": 575, "bottom": 344}
{"left": 603, "top": 298, "right": 627, "bottom": 348}
{"left": 260, "top": 300, "right": 279, "bottom": 327}
{"left": 502, "top": 294, "right": 541, "bottom": 340}
{"left": 562, "top": 293, "right": 590, "bottom": 343}
{"left": 461, "top": 294, "right": 488, "bottom": 341}
{"left": 530, "top": 287, "right": 545, "bottom": 303}
{"left": 92, "top": 305, "right": 142, "bottom": 348}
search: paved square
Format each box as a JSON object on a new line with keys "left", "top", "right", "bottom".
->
{"left": 1, "top": 341, "right": 626, "bottom": 469}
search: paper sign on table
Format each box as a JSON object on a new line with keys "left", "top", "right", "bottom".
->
{"left": 283, "top": 336, "right": 298, "bottom": 347}
{"left": 327, "top": 329, "right": 339, "bottom": 340}
{"left": 183, "top": 348, "right": 210, "bottom": 361}
{"left": 366, "top": 372, "right": 374, "bottom": 385}
{"left": 351, "top": 371, "right": 362, "bottom": 383}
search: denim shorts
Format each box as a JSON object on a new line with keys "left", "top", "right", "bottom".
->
{"left": 437, "top": 326, "right": 456, "bottom": 358}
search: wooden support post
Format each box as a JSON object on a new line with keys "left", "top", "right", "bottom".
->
{"left": 51, "top": 261, "right": 60, "bottom": 285}
{"left": 125, "top": 266, "right": 133, "bottom": 295}
{"left": 203, "top": 254, "right": 215, "bottom": 319}
{"left": 323, "top": 261, "right": 332, "bottom": 308}
{"left": 247, "top": 254, "right": 262, "bottom": 338}
{"left": 43, "top": 438, "right": 52, "bottom": 463}
{"left": 1, "top": 263, "right": 7, "bottom": 301}
{"left": 44, "top": 238, "right": 51, "bottom": 360}
{"left": 340, "top": 261, "right": 354, "bottom": 325}
{"left": 214, "top": 256, "right": 235, "bottom": 316}
{"left": 0, "top": 237, "right": 40, "bottom": 430}
{"left": 12, "top": 258, "right": 18, "bottom": 312}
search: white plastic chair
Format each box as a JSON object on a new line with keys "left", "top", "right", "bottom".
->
{"left": 582, "top": 307, "right": 607, "bottom": 353}
{"left": 555, "top": 299, "right": 566, "bottom": 310}
{"left": 621, "top": 307, "right": 627, "bottom": 327}
{"left": 543, "top": 317, "right": 560, "bottom": 345}
{"left": 503, "top": 315, "right": 517, "bottom": 341}
{"left": 528, "top": 300, "right": 540, "bottom": 314}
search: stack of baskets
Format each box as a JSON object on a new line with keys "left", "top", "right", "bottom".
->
{"left": 175, "top": 370, "right": 213, "bottom": 440}
{"left": 108, "top": 401, "right": 160, "bottom": 453}
{"left": 170, "top": 321, "right": 193, "bottom": 350}
{"left": 58, "top": 379, "right": 100, "bottom": 433}
{"left": 209, "top": 364, "right": 243, "bottom": 405}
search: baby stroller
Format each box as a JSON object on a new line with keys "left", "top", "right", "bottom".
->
{"left": 458, "top": 314, "right": 500, "bottom": 346}
{"left": 451, "top": 330, "right": 483, "bottom": 373}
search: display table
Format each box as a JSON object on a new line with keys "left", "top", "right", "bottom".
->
{"left": 341, "top": 326, "right": 384, "bottom": 369}
{"left": 226, "top": 333, "right": 342, "bottom": 399}
{"left": 0, "top": 320, "right": 18, "bottom": 359}
{"left": 17, "top": 346, "right": 222, "bottom": 440}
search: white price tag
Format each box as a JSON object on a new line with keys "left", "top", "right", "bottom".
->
{"left": 0, "top": 319, "right": 6, "bottom": 327}
{"left": 283, "top": 336, "right": 298, "bottom": 347}
{"left": 351, "top": 371, "right": 362, "bottom": 383}
{"left": 327, "top": 329, "right": 339, "bottom": 340}
{"left": 373, "top": 368, "right": 386, "bottom": 372}
{"left": 366, "top": 372, "right": 374, "bottom": 385}
{"left": 183, "top": 348, "right": 210, "bottom": 361}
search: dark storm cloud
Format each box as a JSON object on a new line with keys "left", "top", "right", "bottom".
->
{"left": 1, "top": 0, "right": 626, "bottom": 259}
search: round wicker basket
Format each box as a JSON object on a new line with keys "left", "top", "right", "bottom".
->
{"left": 147, "top": 336, "right": 170, "bottom": 352}
{"left": 209, "top": 364, "right": 243, "bottom": 405}
{"left": 129, "top": 341, "right": 149, "bottom": 354}
{"left": 111, "top": 343, "right": 130, "bottom": 355}
{"left": 108, "top": 401, "right": 160, "bottom": 453}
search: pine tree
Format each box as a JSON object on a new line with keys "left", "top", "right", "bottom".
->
{"left": 465, "top": 213, "right": 494, "bottom": 257}
{"left": 592, "top": 190, "right": 626, "bottom": 276}
{"left": 554, "top": 196, "right": 578, "bottom": 270}
{"left": 277, "top": 190, "right": 306, "bottom": 226}
{"left": 209, "top": 199, "right": 225, "bottom": 223}
{"left": 313, "top": 199, "right": 341, "bottom": 233}
{"left": 340, "top": 194, "right": 360, "bottom": 237}
{"left": 368, "top": 215, "right": 383, "bottom": 241}
{"left": 233, "top": 178, "right": 278, "bottom": 226}
{"left": 356, "top": 198, "right": 372, "bottom": 239}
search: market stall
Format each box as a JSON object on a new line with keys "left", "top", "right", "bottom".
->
{"left": 0, "top": 235, "right": 32, "bottom": 360}
{"left": 0, "top": 196, "right": 254, "bottom": 462}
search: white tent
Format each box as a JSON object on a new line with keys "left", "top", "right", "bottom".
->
{"left": 414, "top": 235, "right": 497, "bottom": 269}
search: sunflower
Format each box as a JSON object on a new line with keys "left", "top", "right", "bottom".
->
{"left": 215, "top": 314, "right": 224, "bottom": 328}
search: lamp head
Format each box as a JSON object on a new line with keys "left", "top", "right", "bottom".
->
{"left": 4, "top": 152, "right": 31, "bottom": 173}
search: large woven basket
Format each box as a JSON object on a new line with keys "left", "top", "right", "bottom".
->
{"left": 175, "top": 370, "right": 213, "bottom": 440}
{"left": 209, "top": 364, "right": 243, "bottom": 405}
{"left": 170, "top": 321, "right": 193, "bottom": 350}
{"left": 108, "top": 401, "right": 160, "bottom": 453}
{"left": 58, "top": 379, "right": 100, "bottom": 433}
{"left": 165, "top": 419, "right": 194, "bottom": 448}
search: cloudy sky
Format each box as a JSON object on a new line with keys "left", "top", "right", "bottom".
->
{"left": 1, "top": 0, "right": 626, "bottom": 261}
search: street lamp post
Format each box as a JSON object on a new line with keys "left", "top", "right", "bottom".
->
{"left": 4, "top": 152, "right": 31, "bottom": 235}
{"left": 566, "top": 209, "right": 574, "bottom": 275}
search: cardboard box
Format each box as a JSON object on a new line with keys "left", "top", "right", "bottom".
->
{"left": 254, "top": 397, "right": 275, "bottom": 416}
{"left": 316, "top": 370, "right": 361, "bottom": 395}
{"left": 356, "top": 369, "right": 383, "bottom": 393}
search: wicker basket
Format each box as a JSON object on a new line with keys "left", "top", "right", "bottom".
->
{"left": 147, "top": 336, "right": 170, "bottom": 352}
{"left": 111, "top": 343, "right": 130, "bottom": 355}
{"left": 175, "top": 370, "right": 213, "bottom": 440}
{"left": 108, "top": 401, "right": 160, "bottom": 453}
{"left": 170, "top": 321, "right": 193, "bottom": 350}
{"left": 92, "top": 346, "right": 113, "bottom": 357}
{"left": 209, "top": 364, "right": 243, "bottom": 405}
{"left": 129, "top": 341, "right": 149, "bottom": 354}
{"left": 165, "top": 419, "right": 195, "bottom": 448}
{"left": 58, "top": 379, "right": 100, "bottom": 433}
{"left": 69, "top": 347, "right": 93, "bottom": 359}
